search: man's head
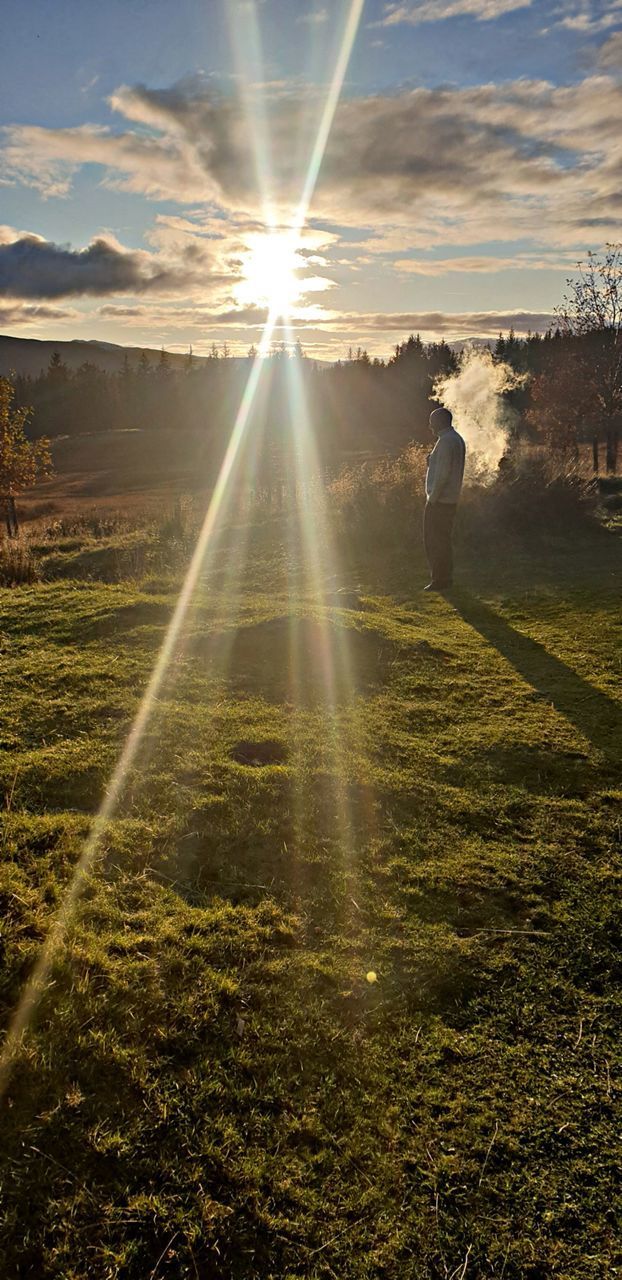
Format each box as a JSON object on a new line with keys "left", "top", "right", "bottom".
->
{"left": 429, "top": 406, "right": 453, "bottom": 436}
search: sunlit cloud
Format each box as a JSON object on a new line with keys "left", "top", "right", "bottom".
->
{"left": 393, "top": 251, "right": 582, "bottom": 274}
{"left": 374, "top": 0, "right": 533, "bottom": 24}
{"left": 310, "top": 307, "right": 558, "bottom": 335}
{"left": 3, "top": 73, "right": 622, "bottom": 252}
{"left": 597, "top": 27, "right": 622, "bottom": 58}
{"left": 96, "top": 302, "right": 269, "bottom": 325}
{"left": 555, "top": 0, "right": 622, "bottom": 32}
{"left": 0, "top": 301, "right": 77, "bottom": 326}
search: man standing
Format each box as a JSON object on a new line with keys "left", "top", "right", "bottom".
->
{"left": 423, "top": 407, "right": 466, "bottom": 592}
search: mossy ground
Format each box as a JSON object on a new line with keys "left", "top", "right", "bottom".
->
{"left": 0, "top": 513, "right": 620, "bottom": 1278}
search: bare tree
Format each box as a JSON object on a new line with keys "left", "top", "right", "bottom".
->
{"left": 556, "top": 244, "right": 622, "bottom": 472}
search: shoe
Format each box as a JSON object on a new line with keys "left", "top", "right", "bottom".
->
{"left": 423, "top": 581, "right": 450, "bottom": 592}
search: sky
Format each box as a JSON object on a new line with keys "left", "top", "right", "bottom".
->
{"left": 0, "top": 0, "right": 621, "bottom": 359}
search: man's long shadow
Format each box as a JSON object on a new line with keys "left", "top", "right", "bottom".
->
{"left": 449, "top": 590, "right": 622, "bottom": 769}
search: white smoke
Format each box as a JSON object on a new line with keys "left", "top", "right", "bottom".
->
{"left": 433, "top": 347, "right": 526, "bottom": 476}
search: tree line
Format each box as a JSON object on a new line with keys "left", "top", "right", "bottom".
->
{"left": 11, "top": 339, "right": 461, "bottom": 457}
{"left": 7, "top": 245, "right": 622, "bottom": 476}
{"left": 8, "top": 327, "right": 618, "bottom": 471}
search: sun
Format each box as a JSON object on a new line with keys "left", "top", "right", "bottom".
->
{"left": 238, "top": 231, "right": 303, "bottom": 316}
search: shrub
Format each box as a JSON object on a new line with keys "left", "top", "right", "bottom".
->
{"left": 329, "top": 446, "right": 600, "bottom": 550}
{"left": 32, "top": 498, "right": 203, "bottom": 584}
{"left": 40, "top": 511, "right": 144, "bottom": 540}
{"left": 460, "top": 454, "right": 599, "bottom": 540}
{"left": 329, "top": 445, "right": 427, "bottom": 547}
{"left": 598, "top": 476, "right": 622, "bottom": 513}
{"left": 153, "top": 496, "right": 199, "bottom": 564}
{"left": 0, "top": 536, "right": 41, "bottom": 586}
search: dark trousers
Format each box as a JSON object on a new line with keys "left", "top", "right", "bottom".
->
{"left": 423, "top": 501, "right": 457, "bottom": 586}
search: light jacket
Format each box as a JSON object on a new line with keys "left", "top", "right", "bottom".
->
{"left": 425, "top": 426, "right": 466, "bottom": 504}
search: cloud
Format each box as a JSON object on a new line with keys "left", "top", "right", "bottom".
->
{"left": 80, "top": 74, "right": 100, "bottom": 95}
{"left": 3, "top": 72, "right": 622, "bottom": 254}
{"left": 556, "top": 0, "right": 622, "bottom": 32}
{"left": 90, "top": 301, "right": 556, "bottom": 349}
{"left": 0, "top": 302, "right": 76, "bottom": 326}
{"left": 90, "top": 297, "right": 556, "bottom": 342}
{"left": 598, "top": 29, "right": 622, "bottom": 62}
{"left": 393, "top": 252, "right": 579, "bottom": 274}
{"left": 317, "top": 308, "right": 556, "bottom": 335}
{"left": 375, "top": 0, "right": 532, "bottom": 25}
{"left": 2, "top": 69, "right": 622, "bottom": 337}
{"left": 96, "top": 302, "right": 269, "bottom": 326}
{"left": 96, "top": 305, "right": 146, "bottom": 318}
{"left": 0, "top": 118, "right": 210, "bottom": 202}
{"left": 0, "top": 229, "right": 231, "bottom": 301}
{"left": 297, "top": 7, "right": 329, "bottom": 23}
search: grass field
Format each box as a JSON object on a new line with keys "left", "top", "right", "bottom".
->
{"left": 17, "top": 429, "right": 606, "bottom": 527}
{"left": 0, "top": 503, "right": 621, "bottom": 1278}
{"left": 18, "top": 429, "right": 209, "bottom": 525}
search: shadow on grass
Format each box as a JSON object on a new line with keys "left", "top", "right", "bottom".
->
{"left": 192, "top": 614, "right": 402, "bottom": 705}
{"left": 443, "top": 742, "right": 600, "bottom": 797}
{"left": 451, "top": 590, "right": 622, "bottom": 767}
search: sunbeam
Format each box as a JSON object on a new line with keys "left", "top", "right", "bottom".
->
{"left": 294, "top": 0, "right": 365, "bottom": 235}
{"left": 227, "top": 0, "right": 276, "bottom": 229}
{"left": 231, "top": 0, "right": 365, "bottom": 319}
{"left": 283, "top": 319, "right": 363, "bottom": 929}
{"left": 0, "top": 0, "right": 366, "bottom": 1100}
{"left": 0, "top": 318, "right": 278, "bottom": 1098}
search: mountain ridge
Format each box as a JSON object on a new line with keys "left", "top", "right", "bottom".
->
{"left": 0, "top": 335, "right": 237, "bottom": 377}
{"left": 0, "top": 333, "right": 487, "bottom": 379}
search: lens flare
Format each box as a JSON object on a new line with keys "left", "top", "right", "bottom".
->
{"left": 0, "top": 0, "right": 366, "bottom": 1100}
{"left": 0, "top": 320, "right": 277, "bottom": 1098}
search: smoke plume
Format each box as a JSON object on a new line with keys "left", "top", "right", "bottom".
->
{"left": 433, "top": 347, "right": 525, "bottom": 476}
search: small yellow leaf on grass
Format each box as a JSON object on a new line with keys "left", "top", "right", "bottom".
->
{"left": 366, "top": 971, "right": 377, "bottom": 984}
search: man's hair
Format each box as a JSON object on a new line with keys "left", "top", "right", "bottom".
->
{"left": 430, "top": 406, "right": 453, "bottom": 431}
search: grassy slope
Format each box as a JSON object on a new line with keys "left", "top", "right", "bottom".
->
{"left": 19, "top": 429, "right": 209, "bottom": 527}
{"left": 0, "top": 518, "right": 621, "bottom": 1279}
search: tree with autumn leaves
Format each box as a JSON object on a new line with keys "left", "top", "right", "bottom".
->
{"left": 0, "top": 376, "right": 52, "bottom": 536}
{"left": 527, "top": 245, "right": 622, "bottom": 471}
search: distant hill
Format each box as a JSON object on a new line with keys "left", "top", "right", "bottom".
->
{"left": 0, "top": 335, "right": 241, "bottom": 378}
{"left": 447, "top": 338, "right": 492, "bottom": 353}
{"left": 0, "top": 332, "right": 482, "bottom": 379}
